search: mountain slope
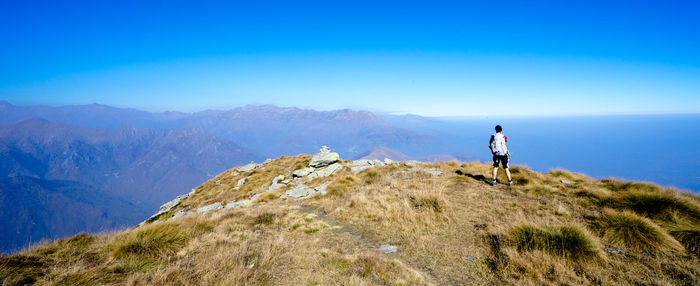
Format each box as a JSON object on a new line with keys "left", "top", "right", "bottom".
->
{"left": 0, "top": 119, "right": 263, "bottom": 253}
{"left": 2, "top": 154, "right": 697, "bottom": 285}
{"left": 0, "top": 176, "right": 146, "bottom": 254}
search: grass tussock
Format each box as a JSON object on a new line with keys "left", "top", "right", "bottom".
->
{"left": 669, "top": 229, "right": 700, "bottom": 257}
{"left": 253, "top": 213, "right": 276, "bottom": 225}
{"left": 597, "top": 191, "right": 700, "bottom": 222}
{"left": 111, "top": 221, "right": 211, "bottom": 259}
{"left": 509, "top": 225, "right": 600, "bottom": 262}
{"left": 600, "top": 179, "right": 661, "bottom": 193}
{"left": 599, "top": 211, "right": 681, "bottom": 253}
{"left": 409, "top": 195, "right": 444, "bottom": 213}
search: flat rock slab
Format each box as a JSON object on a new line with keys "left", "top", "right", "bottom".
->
{"left": 379, "top": 244, "right": 398, "bottom": 254}
{"left": 309, "top": 152, "right": 340, "bottom": 168}
{"left": 197, "top": 202, "right": 223, "bottom": 213}
{"left": 280, "top": 182, "right": 330, "bottom": 200}
{"left": 561, "top": 179, "right": 575, "bottom": 184}
{"left": 171, "top": 209, "right": 195, "bottom": 220}
{"left": 309, "top": 163, "right": 343, "bottom": 179}
{"left": 293, "top": 167, "right": 314, "bottom": 177}
{"left": 237, "top": 162, "right": 260, "bottom": 172}
{"left": 141, "top": 193, "right": 190, "bottom": 225}
{"left": 234, "top": 178, "right": 246, "bottom": 190}
{"left": 605, "top": 247, "right": 622, "bottom": 254}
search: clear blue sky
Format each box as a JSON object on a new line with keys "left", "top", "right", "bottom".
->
{"left": 1, "top": 0, "right": 699, "bottom": 116}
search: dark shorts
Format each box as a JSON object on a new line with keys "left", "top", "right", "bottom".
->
{"left": 493, "top": 154, "right": 509, "bottom": 168}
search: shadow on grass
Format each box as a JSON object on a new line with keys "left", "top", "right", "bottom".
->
{"left": 455, "top": 170, "right": 490, "bottom": 185}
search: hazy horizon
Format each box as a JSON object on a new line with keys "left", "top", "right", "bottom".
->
{"left": 2, "top": 1, "right": 699, "bottom": 117}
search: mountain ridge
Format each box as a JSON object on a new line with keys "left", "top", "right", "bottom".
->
{"left": 2, "top": 152, "right": 698, "bottom": 284}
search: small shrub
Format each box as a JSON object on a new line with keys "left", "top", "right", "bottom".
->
{"left": 253, "top": 213, "right": 276, "bottom": 225}
{"left": 363, "top": 171, "right": 380, "bottom": 185}
{"left": 600, "top": 211, "right": 679, "bottom": 253}
{"left": 304, "top": 228, "right": 319, "bottom": 234}
{"left": 670, "top": 229, "right": 700, "bottom": 257}
{"left": 510, "top": 225, "right": 599, "bottom": 261}
{"left": 409, "top": 195, "right": 443, "bottom": 213}
{"left": 352, "top": 255, "right": 382, "bottom": 278}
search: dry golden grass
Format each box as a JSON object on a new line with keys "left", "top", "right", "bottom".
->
{"left": 2, "top": 157, "right": 699, "bottom": 285}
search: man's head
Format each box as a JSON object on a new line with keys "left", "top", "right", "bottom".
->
{"left": 495, "top": 125, "right": 502, "bottom": 133}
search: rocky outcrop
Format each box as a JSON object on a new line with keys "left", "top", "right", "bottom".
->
{"left": 280, "top": 182, "right": 330, "bottom": 200}
{"left": 233, "top": 178, "right": 246, "bottom": 190}
{"left": 140, "top": 192, "right": 191, "bottom": 225}
{"left": 308, "top": 163, "right": 343, "bottom": 179}
{"left": 292, "top": 167, "right": 314, "bottom": 178}
{"left": 309, "top": 146, "right": 339, "bottom": 168}
{"left": 172, "top": 209, "right": 195, "bottom": 219}
{"left": 197, "top": 202, "right": 223, "bottom": 213}
{"left": 404, "top": 160, "right": 419, "bottom": 167}
{"left": 350, "top": 159, "right": 387, "bottom": 174}
{"left": 268, "top": 175, "right": 286, "bottom": 191}
{"left": 237, "top": 162, "right": 260, "bottom": 172}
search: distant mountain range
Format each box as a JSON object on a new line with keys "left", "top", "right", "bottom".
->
{"left": 0, "top": 101, "right": 472, "bottom": 253}
{"left": 0, "top": 101, "right": 436, "bottom": 158}
{"left": 355, "top": 146, "right": 478, "bottom": 162}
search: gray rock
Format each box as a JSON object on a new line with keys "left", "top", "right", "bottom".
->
{"left": 404, "top": 160, "right": 419, "bottom": 167}
{"left": 171, "top": 209, "right": 195, "bottom": 220}
{"left": 268, "top": 175, "right": 286, "bottom": 191}
{"left": 425, "top": 169, "right": 443, "bottom": 176}
{"left": 292, "top": 167, "right": 314, "bottom": 177}
{"left": 140, "top": 193, "right": 190, "bottom": 225}
{"left": 605, "top": 247, "right": 622, "bottom": 254}
{"left": 463, "top": 257, "right": 476, "bottom": 262}
{"left": 379, "top": 244, "right": 398, "bottom": 254}
{"left": 263, "top": 158, "right": 273, "bottom": 164}
{"left": 250, "top": 193, "right": 261, "bottom": 201}
{"left": 233, "top": 178, "right": 246, "bottom": 191}
{"left": 225, "top": 200, "right": 250, "bottom": 209}
{"left": 371, "top": 159, "right": 386, "bottom": 167}
{"left": 351, "top": 165, "right": 372, "bottom": 174}
{"left": 383, "top": 158, "right": 395, "bottom": 164}
{"left": 350, "top": 159, "right": 373, "bottom": 167}
{"left": 309, "top": 146, "right": 340, "bottom": 168}
{"left": 237, "top": 162, "right": 260, "bottom": 172}
{"left": 281, "top": 179, "right": 290, "bottom": 184}
{"left": 316, "top": 182, "right": 330, "bottom": 195}
{"left": 309, "top": 163, "right": 343, "bottom": 179}
{"left": 280, "top": 184, "right": 316, "bottom": 199}
{"left": 561, "top": 179, "right": 574, "bottom": 184}
{"left": 280, "top": 182, "right": 331, "bottom": 200}
{"left": 197, "top": 202, "right": 223, "bottom": 213}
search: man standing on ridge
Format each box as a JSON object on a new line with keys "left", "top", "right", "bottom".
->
{"left": 489, "top": 125, "right": 513, "bottom": 186}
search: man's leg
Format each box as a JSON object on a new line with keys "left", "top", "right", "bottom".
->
{"left": 492, "top": 167, "right": 498, "bottom": 180}
{"left": 505, "top": 168, "right": 512, "bottom": 181}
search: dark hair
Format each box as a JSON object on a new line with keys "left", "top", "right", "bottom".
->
{"left": 495, "top": 125, "right": 502, "bottom": 132}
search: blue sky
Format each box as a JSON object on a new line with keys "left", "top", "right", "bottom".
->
{"left": 1, "top": 0, "right": 699, "bottom": 116}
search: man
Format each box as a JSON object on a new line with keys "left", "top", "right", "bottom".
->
{"left": 489, "top": 125, "right": 513, "bottom": 186}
